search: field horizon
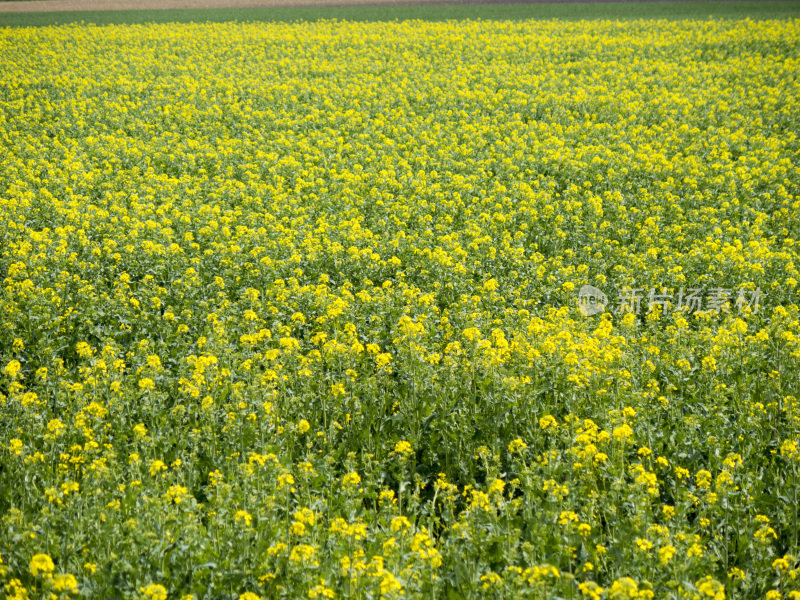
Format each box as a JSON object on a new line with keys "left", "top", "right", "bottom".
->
{"left": 0, "top": 0, "right": 798, "bottom": 26}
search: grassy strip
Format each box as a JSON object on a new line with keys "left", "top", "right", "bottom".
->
{"left": 0, "top": 0, "right": 798, "bottom": 27}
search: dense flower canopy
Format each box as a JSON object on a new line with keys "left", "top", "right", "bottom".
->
{"left": 1, "top": 17, "right": 799, "bottom": 600}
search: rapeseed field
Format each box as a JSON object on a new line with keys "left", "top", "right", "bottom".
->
{"left": 1, "top": 17, "right": 799, "bottom": 600}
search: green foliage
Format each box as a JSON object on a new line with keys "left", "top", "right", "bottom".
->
{"left": 1, "top": 16, "right": 799, "bottom": 600}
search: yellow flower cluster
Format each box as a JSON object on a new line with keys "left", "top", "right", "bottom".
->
{"left": 0, "top": 15, "right": 798, "bottom": 600}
